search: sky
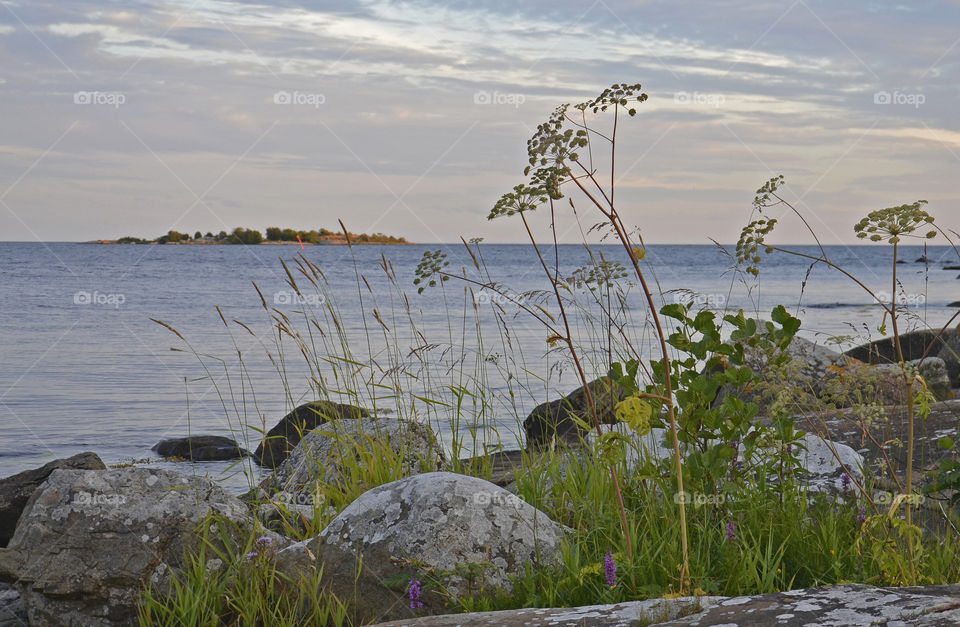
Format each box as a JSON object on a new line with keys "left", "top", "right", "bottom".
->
{"left": 0, "top": 0, "right": 958, "bottom": 244}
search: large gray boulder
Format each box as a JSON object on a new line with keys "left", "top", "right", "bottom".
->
{"left": 254, "top": 400, "right": 369, "bottom": 467}
{"left": 524, "top": 377, "right": 625, "bottom": 450}
{"left": 276, "top": 472, "right": 567, "bottom": 623}
{"left": 0, "top": 468, "right": 251, "bottom": 626}
{"left": 0, "top": 452, "right": 106, "bottom": 547}
{"left": 846, "top": 327, "right": 960, "bottom": 385}
{"left": 258, "top": 415, "right": 443, "bottom": 507}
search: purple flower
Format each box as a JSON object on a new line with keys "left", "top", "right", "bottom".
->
{"left": 245, "top": 551, "right": 258, "bottom": 562}
{"left": 841, "top": 473, "right": 851, "bottom": 492}
{"left": 256, "top": 536, "right": 272, "bottom": 547}
{"left": 408, "top": 578, "right": 423, "bottom": 610}
{"left": 857, "top": 506, "right": 866, "bottom": 528}
{"left": 725, "top": 521, "right": 737, "bottom": 542}
{"left": 604, "top": 552, "right": 617, "bottom": 587}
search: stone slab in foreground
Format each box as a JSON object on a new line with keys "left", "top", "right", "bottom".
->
{"left": 372, "top": 584, "right": 960, "bottom": 626}
{"left": 372, "top": 596, "right": 720, "bottom": 626}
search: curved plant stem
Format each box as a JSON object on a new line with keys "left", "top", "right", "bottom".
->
{"left": 565, "top": 159, "right": 690, "bottom": 591}
{"left": 519, "top": 211, "right": 635, "bottom": 562}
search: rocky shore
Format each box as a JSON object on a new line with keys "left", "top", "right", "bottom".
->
{"left": 2, "top": 328, "right": 960, "bottom": 625}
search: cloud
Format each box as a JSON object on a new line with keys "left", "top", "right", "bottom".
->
{"left": 0, "top": 0, "right": 958, "bottom": 243}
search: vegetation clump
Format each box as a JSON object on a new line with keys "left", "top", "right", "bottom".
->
{"left": 141, "top": 82, "right": 960, "bottom": 625}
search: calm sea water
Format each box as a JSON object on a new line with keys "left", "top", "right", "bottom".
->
{"left": 1, "top": 242, "right": 957, "bottom": 491}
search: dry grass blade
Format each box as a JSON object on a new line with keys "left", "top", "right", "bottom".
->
{"left": 151, "top": 317, "right": 186, "bottom": 341}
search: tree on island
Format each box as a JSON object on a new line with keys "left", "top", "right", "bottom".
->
{"left": 156, "top": 230, "right": 189, "bottom": 244}
{"left": 229, "top": 227, "right": 264, "bottom": 245}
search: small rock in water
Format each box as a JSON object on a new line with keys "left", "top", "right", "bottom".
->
{"left": 523, "top": 377, "right": 624, "bottom": 450}
{"left": 152, "top": 435, "right": 250, "bottom": 461}
{"left": 949, "top": 301, "right": 960, "bottom": 307}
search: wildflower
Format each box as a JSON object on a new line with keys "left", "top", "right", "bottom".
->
{"left": 246, "top": 536, "right": 273, "bottom": 563}
{"left": 841, "top": 473, "right": 851, "bottom": 492}
{"left": 604, "top": 552, "right": 617, "bottom": 587}
{"left": 725, "top": 521, "right": 737, "bottom": 542}
{"left": 408, "top": 578, "right": 423, "bottom": 609}
{"left": 857, "top": 506, "right": 866, "bottom": 529}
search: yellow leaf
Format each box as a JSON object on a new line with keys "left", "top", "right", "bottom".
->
{"left": 633, "top": 247, "right": 646, "bottom": 260}
{"left": 615, "top": 396, "right": 652, "bottom": 436}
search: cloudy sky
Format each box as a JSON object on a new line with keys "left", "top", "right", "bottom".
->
{"left": 0, "top": 0, "right": 957, "bottom": 244}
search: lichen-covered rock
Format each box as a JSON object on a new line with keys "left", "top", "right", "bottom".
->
{"left": 0, "top": 582, "right": 27, "bottom": 626}
{"left": 370, "top": 584, "right": 960, "bottom": 626}
{"left": 0, "top": 467, "right": 251, "bottom": 626}
{"left": 524, "top": 377, "right": 625, "bottom": 450}
{"left": 0, "top": 451, "right": 106, "bottom": 548}
{"left": 371, "top": 595, "right": 723, "bottom": 626}
{"left": 151, "top": 435, "right": 250, "bottom": 461}
{"left": 796, "top": 433, "right": 864, "bottom": 494}
{"left": 258, "top": 416, "right": 442, "bottom": 505}
{"left": 254, "top": 401, "right": 369, "bottom": 467}
{"left": 918, "top": 357, "right": 953, "bottom": 400}
{"left": 715, "top": 335, "right": 859, "bottom": 413}
{"left": 871, "top": 357, "right": 953, "bottom": 402}
{"left": 660, "top": 583, "right": 960, "bottom": 626}
{"left": 278, "top": 472, "right": 566, "bottom": 623}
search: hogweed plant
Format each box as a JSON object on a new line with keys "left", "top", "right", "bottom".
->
{"left": 418, "top": 82, "right": 699, "bottom": 586}
{"left": 736, "top": 178, "right": 958, "bottom": 582}
{"left": 738, "top": 182, "right": 941, "bottom": 506}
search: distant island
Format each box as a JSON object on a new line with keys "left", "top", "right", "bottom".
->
{"left": 88, "top": 227, "right": 412, "bottom": 245}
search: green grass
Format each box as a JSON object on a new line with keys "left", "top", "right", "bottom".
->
{"left": 140, "top": 82, "right": 960, "bottom": 626}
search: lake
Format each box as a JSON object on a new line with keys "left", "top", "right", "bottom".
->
{"left": 1, "top": 242, "right": 957, "bottom": 491}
